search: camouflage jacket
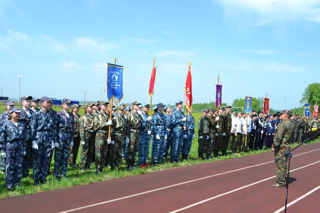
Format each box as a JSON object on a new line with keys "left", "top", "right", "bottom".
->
{"left": 73, "top": 113, "right": 81, "bottom": 137}
{"left": 0, "top": 120, "right": 27, "bottom": 152}
{"left": 224, "top": 113, "right": 232, "bottom": 133}
{"left": 79, "top": 113, "right": 94, "bottom": 141}
{"left": 208, "top": 115, "right": 217, "bottom": 134}
{"left": 112, "top": 113, "right": 126, "bottom": 135}
{"left": 216, "top": 114, "right": 225, "bottom": 133}
{"left": 272, "top": 119, "right": 293, "bottom": 148}
{"left": 198, "top": 116, "right": 210, "bottom": 135}
{"left": 94, "top": 111, "right": 113, "bottom": 133}
{"left": 126, "top": 110, "right": 142, "bottom": 135}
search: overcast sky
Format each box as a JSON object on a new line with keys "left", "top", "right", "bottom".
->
{"left": 0, "top": 0, "right": 319, "bottom": 109}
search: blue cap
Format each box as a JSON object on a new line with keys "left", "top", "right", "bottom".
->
{"left": 141, "top": 103, "right": 150, "bottom": 108}
{"left": 31, "top": 97, "right": 40, "bottom": 102}
{"left": 125, "top": 107, "right": 130, "bottom": 111}
{"left": 62, "top": 98, "right": 72, "bottom": 104}
{"left": 164, "top": 104, "right": 170, "bottom": 111}
{"left": 175, "top": 100, "right": 183, "bottom": 105}
{"left": 40, "top": 96, "right": 51, "bottom": 102}
{"left": 9, "top": 107, "right": 21, "bottom": 114}
{"left": 21, "top": 96, "right": 32, "bottom": 101}
{"left": 153, "top": 106, "right": 158, "bottom": 111}
{"left": 5, "top": 100, "right": 14, "bottom": 106}
{"left": 252, "top": 110, "right": 256, "bottom": 112}
{"left": 157, "top": 103, "right": 164, "bottom": 107}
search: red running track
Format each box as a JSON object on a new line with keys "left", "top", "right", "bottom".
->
{"left": 1, "top": 143, "right": 320, "bottom": 213}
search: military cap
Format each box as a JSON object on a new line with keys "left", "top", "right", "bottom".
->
{"left": 202, "top": 109, "right": 208, "bottom": 113}
{"left": 282, "top": 110, "right": 292, "bottom": 116}
{"left": 252, "top": 110, "right": 256, "bottom": 113}
{"left": 153, "top": 106, "right": 158, "bottom": 112}
{"left": 71, "top": 104, "right": 81, "bottom": 109}
{"left": 92, "top": 101, "right": 99, "bottom": 106}
{"left": 141, "top": 103, "right": 150, "bottom": 108}
{"left": 164, "top": 104, "right": 170, "bottom": 111}
{"left": 100, "top": 101, "right": 109, "bottom": 105}
{"left": 258, "top": 110, "right": 263, "bottom": 114}
{"left": 208, "top": 107, "right": 214, "bottom": 112}
{"left": 296, "top": 113, "right": 300, "bottom": 116}
{"left": 212, "top": 108, "right": 217, "bottom": 113}
{"left": 236, "top": 110, "right": 241, "bottom": 114}
{"left": 226, "top": 106, "right": 232, "bottom": 109}
{"left": 219, "top": 106, "right": 225, "bottom": 110}
{"left": 5, "top": 100, "right": 14, "bottom": 106}
{"left": 40, "top": 96, "right": 51, "bottom": 102}
{"left": 252, "top": 114, "right": 257, "bottom": 117}
{"left": 157, "top": 103, "right": 164, "bottom": 107}
{"left": 125, "top": 107, "right": 130, "bottom": 111}
{"left": 62, "top": 98, "right": 72, "bottom": 104}
{"left": 31, "top": 97, "right": 40, "bottom": 102}
{"left": 231, "top": 108, "right": 236, "bottom": 112}
{"left": 132, "top": 101, "right": 140, "bottom": 106}
{"left": 21, "top": 96, "right": 32, "bottom": 101}
{"left": 175, "top": 100, "right": 183, "bottom": 105}
{"left": 241, "top": 111, "right": 246, "bottom": 114}
{"left": 117, "top": 105, "right": 124, "bottom": 110}
{"left": 121, "top": 103, "right": 127, "bottom": 107}
{"left": 85, "top": 103, "right": 93, "bottom": 108}
{"left": 49, "top": 98, "right": 53, "bottom": 103}
{"left": 9, "top": 107, "right": 21, "bottom": 114}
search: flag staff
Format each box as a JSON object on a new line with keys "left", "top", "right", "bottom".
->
{"left": 148, "top": 58, "right": 155, "bottom": 130}
{"left": 107, "top": 57, "right": 116, "bottom": 141}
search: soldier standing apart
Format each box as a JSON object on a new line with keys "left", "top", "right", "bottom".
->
{"left": 79, "top": 103, "right": 95, "bottom": 171}
{"left": 30, "top": 97, "right": 56, "bottom": 185}
{"left": 20, "top": 96, "right": 34, "bottom": 178}
{"left": 171, "top": 100, "right": 186, "bottom": 164}
{"left": 163, "top": 105, "right": 173, "bottom": 160}
{"left": 54, "top": 99, "right": 74, "bottom": 181}
{"left": 223, "top": 106, "right": 232, "bottom": 155}
{"left": 126, "top": 101, "right": 142, "bottom": 171}
{"left": 182, "top": 107, "right": 195, "bottom": 160}
{"left": 198, "top": 109, "right": 210, "bottom": 160}
{"left": 271, "top": 110, "right": 293, "bottom": 188}
{"left": 93, "top": 101, "right": 112, "bottom": 175}
{"left": 69, "top": 104, "right": 81, "bottom": 168}
{"left": 111, "top": 105, "right": 126, "bottom": 170}
{"left": 151, "top": 103, "right": 167, "bottom": 165}
{"left": 137, "top": 103, "right": 152, "bottom": 168}
{"left": 30, "top": 97, "right": 40, "bottom": 113}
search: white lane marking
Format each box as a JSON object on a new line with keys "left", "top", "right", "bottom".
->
{"left": 169, "top": 161, "right": 320, "bottom": 213}
{"left": 274, "top": 185, "right": 320, "bottom": 213}
{"left": 60, "top": 148, "right": 320, "bottom": 213}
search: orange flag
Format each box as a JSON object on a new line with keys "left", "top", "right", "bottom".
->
{"left": 185, "top": 62, "right": 193, "bottom": 110}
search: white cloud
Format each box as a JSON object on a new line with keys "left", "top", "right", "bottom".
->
{"left": 7, "top": 30, "right": 27, "bottom": 40}
{"left": 76, "top": 37, "right": 118, "bottom": 52}
{"left": 217, "top": 0, "right": 320, "bottom": 26}
{"left": 62, "top": 60, "right": 82, "bottom": 69}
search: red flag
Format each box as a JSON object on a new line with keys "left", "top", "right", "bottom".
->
{"left": 185, "top": 63, "right": 192, "bottom": 110}
{"left": 264, "top": 98, "right": 270, "bottom": 114}
{"left": 148, "top": 67, "right": 156, "bottom": 96}
{"left": 314, "top": 105, "right": 319, "bottom": 118}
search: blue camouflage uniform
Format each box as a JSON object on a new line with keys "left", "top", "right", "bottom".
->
{"left": 151, "top": 104, "right": 167, "bottom": 164}
{"left": 0, "top": 111, "right": 11, "bottom": 171}
{"left": 54, "top": 103, "right": 74, "bottom": 178}
{"left": 164, "top": 107, "right": 173, "bottom": 159}
{"left": 30, "top": 98, "right": 57, "bottom": 182}
{"left": 0, "top": 108, "right": 27, "bottom": 189}
{"left": 182, "top": 113, "right": 195, "bottom": 155}
{"left": 138, "top": 105, "right": 151, "bottom": 165}
{"left": 122, "top": 109, "right": 129, "bottom": 160}
{"left": 46, "top": 108, "right": 57, "bottom": 175}
{"left": 171, "top": 101, "right": 185, "bottom": 163}
{"left": 20, "top": 107, "right": 34, "bottom": 177}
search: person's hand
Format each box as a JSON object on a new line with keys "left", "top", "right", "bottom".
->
{"left": 51, "top": 141, "right": 55, "bottom": 149}
{"left": 147, "top": 116, "right": 152, "bottom": 121}
{"left": 271, "top": 148, "right": 275, "bottom": 152}
{"left": 54, "top": 142, "right": 60, "bottom": 148}
{"left": 235, "top": 133, "right": 237, "bottom": 137}
{"left": 199, "top": 136, "right": 203, "bottom": 139}
{"left": 107, "top": 138, "right": 111, "bottom": 144}
{"left": 215, "top": 116, "right": 219, "bottom": 121}
{"left": 23, "top": 151, "right": 26, "bottom": 156}
{"left": 207, "top": 136, "right": 209, "bottom": 139}
{"left": 165, "top": 134, "right": 167, "bottom": 140}
{"left": 32, "top": 141, "right": 39, "bottom": 150}
{"left": 1, "top": 152, "right": 6, "bottom": 158}
{"left": 106, "top": 120, "right": 112, "bottom": 126}
{"left": 126, "top": 137, "right": 130, "bottom": 143}
{"left": 148, "top": 130, "right": 151, "bottom": 135}
{"left": 182, "top": 117, "right": 186, "bottom": 122}
{"left": 70, "top": 142, "right": 74, "bottom": 147}
{"left": 222, "top": 132, "right": 226, "bottom": 136}
{"left": 81, "top": 141, "right": 85, "bottom": 145}
{"left": 183, "top": 126, "right": 186, "bottom": 130}
{"left": 156, "top": 134, "right": 160, "bottom": 140}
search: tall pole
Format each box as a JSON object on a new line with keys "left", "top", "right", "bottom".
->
{"left": 107, "top": 58, "right": 116, "bottom": 141}
{"left": 17, "top": 75, "right": 22, "bottom": 104}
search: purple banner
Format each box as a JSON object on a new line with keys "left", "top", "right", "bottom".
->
{"left": 216, "top": 84, "right": 222, "bottom": 108}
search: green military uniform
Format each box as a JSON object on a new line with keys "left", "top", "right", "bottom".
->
{"left": 272, "top": 112, "right": 294, "bottom": 187}
{"left": 297, "top": 118, "right": 305, "bottom": 143}
{"left": 198, "top": 109, "right": 210, "bottom": 159}
{"left": 292, "top": 116, "right": 298, "bottom": 143}
{"left": 93, "top": 102, "right": 113, "bottom": 174}
{"left": 213, "top": 109, "right": 225, "bottom": 157}
{"left": 126, "top": 104, "right": 142, "bottom": 169}
{"left": 112, "top": 107, "right": 126, "bottom": 168}
{"left": 69, "top": 105, "right": 81, "bottom": 167}
{"left": 223, "top": 107, "right": 232, "bottom": 153}
{"left": 79, "top": 105, "right": 95, "bottom": 170}
{"left": 208, "top": 108, "right": 217, "bottom": 157}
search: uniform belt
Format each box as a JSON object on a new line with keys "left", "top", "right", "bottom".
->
{"left": 97, "top": 130, "right": 107, "bottom": 133}
{"left": 130, "top": 129, "right": 140, "bottom": 133}
{"left": 176, "top": 126, "right": 182, "bottom": 129}
{"left": 166, "top": 129, "right": 171, "bottom": 131}
{"left": 156, "top": 126, "right": 164, "bottom": 128}
{"left": 86, "top": 130, "right": 94, "bottom": 133}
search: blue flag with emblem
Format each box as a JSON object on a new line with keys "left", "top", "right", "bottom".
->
{"left": 245, "top": 96, "right": 252, "bottom": 114}
{"left": 304, "top": 103, "right": 310, "bottom": 117}
{"left": 106, "top": 63, "right": 124, "bottom": 102}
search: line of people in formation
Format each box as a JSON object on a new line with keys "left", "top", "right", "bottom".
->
{"left": 1, "top": 97, "right": 319, "bottom": 191}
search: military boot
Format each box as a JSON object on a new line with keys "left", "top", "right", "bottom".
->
{"left": 128, "top": 161, "right": 133, "bottom": 171}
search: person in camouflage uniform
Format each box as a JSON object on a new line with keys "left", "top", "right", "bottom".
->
{"left": 126, "top": 101, "right": 142, "bottom": 171}
{"left": 69, "top": 104, "right": 81, "bottom": 168}
{"left": 182, "top": 107, "right": 194, "bottom": 160}
{"left": 208, "top": 108, "right": 217, "bottom": 158}
{"left": 233, "top": 111, "right": 243, "bottom": 154}
{"left": 223, "top": 106, "right": 232, "bottom": 155}
{"left": 271, "top": 110, "right": 294, "bottom": 188}
{"left": 111, "top": 105, "right": 126, "bottom": 169}
{"left": 79, "top": 103, "right": 95, "bottom": 171}
{"left": 292, "top": 114, "right": 299, "bottom": 143}
{"left": 54, "top": 99, "right": 74, "bottom": 181}
{"left": 198, "top": 109, "right": 210, "bottom": 160}
{"left": 93, "top": 101, "right": 113, "bottom": 175}
{"left": 163, "top": 105, "right": 173, "bottom": 161}
{"left": 0, "top": 107, "right": 27, "bottom": 191}
{"left": 297, "top": 116, "right": 306, "bottom": 143}
{"left": 213, "top": 107, "right": 225, "bottom": 157}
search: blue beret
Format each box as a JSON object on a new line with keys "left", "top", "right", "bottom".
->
{"left": 157, "top": 103, "right": 164, "bottom": 107}
{"left": 175, "top": 100, "right": 183, "bottom": 105}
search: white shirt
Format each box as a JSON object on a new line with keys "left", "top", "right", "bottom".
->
{"left": 235, "top": 117, "right": 243, "bottom": 133}
{"left": 231, "top": 114, "right": 237, "bottom": 133}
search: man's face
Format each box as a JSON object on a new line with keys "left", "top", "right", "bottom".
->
{"left": 142, "top": 106, "right": 149, "bottom": 113}
{"left": 209, "top": 110, "right": 213, "bottom": 115}
{"left": 73, "top": 107, "right": 79, "bottom": 114}
{"left": 41, "top": 101, "right": 50, "bottom": 109}
{"left": 6, "top": 105, "right": 14, "bottom": 111}
{"left": 237, "top": 112, "right": 241, "bottom": 117}
{"left": 62, "top": 103, "right": 71, "bottom": 111}
{"left": 242, "top": 114, "right": 247, "bottom": 118}
{"left": 232, "top": 111, "right": 235, "bottom": 115}
{"left": 226, "top": 108, "right": 231, "bottom": 113}
{"left": 176, "top": 103, "right": 182, "bottom": 110}
{"left": 11, "top": 111, "right": 20, "bottom": 119}
{"left": 22, "top": 99, "right": 31, "bottom": 108}
{"left": 158, "top": 106, "right": 164, "bottom": 113}
{"left": 100, "top": 104, "right": 107, "bottom": 112}
{"left": 93, "top": 106, "right": 98, "bottom": 111}
{"left": 132, "top": 104, "right": 139, "bottom": 110}
{"left": 202, "top": 112, "right": 207, "bottom": 117}
{"left": 118, "top": 109, "right": 123, "bottom": 116}
{"left": 126, "top": 110, "right": 130, "bottom": 115}
{"left": 86, "top": 106, "right": 93, "bottom": 113}
{"left": 166, "top": 107, "right": 171, "bottom": 113}
{"left": 188, "top": 109, "right": 193, "bottom": 114}
{"left": 31, "top": 101, "right": 39, "bottom": 108}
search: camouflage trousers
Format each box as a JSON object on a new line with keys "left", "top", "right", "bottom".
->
{"left": 152, "top": 134, "right": 167, "bottom": 163}
{"left": 274, "top": 146, "right": 289, "bottom": 186}
{"left": 80, "top": 132, "right": 95, "bottom": 168}
{"left": 68, "top": 136, "right": 80, "bottom": 165}
{"left": 33, "top": 142, "right": 51, "bottom": 181}
{"left": 138, "top": 131, "right": 151, "bottom": 165}
{"left": 241, "top": 134, "right": 249, "bottom": 152}
{"left": 0, "top": 154, "right": 5, "bottom": 171}
{"left": 209, "top": 132, "right": 216, "bottom": 154}
{"left": 298, "top": 129, "right": 304, "bottom": 143}
{"left": 213, "top": 133, "right": 223, "bottom": 154}
{"left": 171, "top": 127, "right": 184, "bottom": 162}
{"left": 113, "top": 133, "right": 125, "bottom": 167}
{"left": 198, "top": 133, "right": 210, "bottom": 157}
{"left": 232, "top": 133, "right": 243, "bottom": 153}
{"left": 95, "top": 132, "right": 109, "bottom": 171}
{"left": 54, "top": 132, "right": 72, "bottom": 177}
{"left": 22, "top": 140, "right": 33, "bottom": 177}
{"left": 293, "top": 128, "right": 298, "bottom": 143}
{"left": 221, "top": 133, "right": 230, "bottom": 151}
{"left": 5, "top": 141, "right": 24, "bottom": 188}
{"left": 127, "top": 131, "right": 140, "bottom": 162}
{"left": 182, "top": 130, "right": 194, "bottom": 155}
{"left": 228, "top": 133, "right": 235, "bottom": 151}
{"left": 164, "top": 130, "right": 172, "bottom": 157}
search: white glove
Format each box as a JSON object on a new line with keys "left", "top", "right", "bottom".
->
{"left": 137, "top": 110, "right": 142, "bottom": 115}
{"left": 222, "top": 132, "right": 226, "bottom": 136}
{"left": 165, "top": 134, "right": 167, "bottom": 140}
{"left": 215, "top": 116, "right": 219, "bottom": 121}
{"left": 199, "top": 136, "right": 203, "bottom": 139}
{"left": 32, "top": 141, "right": 38, "bottom": 150}
{"left": 156, "top": 134, "right": 160, "bottom": 140}
{"left": 106, "top": 120, "right": 112, "bottom": 126}
{"left": 23, "top": 151, "right": 26, "bottom": 156}
{"left": 207, "top": 136, "right": 209, "bottom": 139}
{"left": 193, "top": 134, "right": 195, "bottom": 139}
{"left": 182, "top": 117, "right": 186, "bottom": 122}
{"left": 1, "top": 152, "right": 6, "bottom": 157}
{"left": 55, "top": 142, "right": 59, "bottom": 148}
{"left": 148, "top": 130, "right": 151, "bottom": 135}
{"left": 183, "top": 135, "right": 187, "bottom": 139}
{"left": 126, "top": 137, "right": 130, "bottom": 143}
{"left": 51, "top": 141, "right": 55, "bottom": 149}
{"left": 215, "top": 133, "right": 218, "bottom": 136}
{"left": 261, "top": 130, "right": 264, "bottom": 134}
{"left": 81, "top": 141, "right": 85, "bottom": 145}
{"left": 70, "top": 142, "right": 74, "bottom": 147}
{"left": 216, "top": 125, "right": 220, "bottom": 129}
{"left": 147, "top": 116, "right": 152, "bottom": 121}
{"left": 111, "top": 140, "right": 115, "bottom": 145}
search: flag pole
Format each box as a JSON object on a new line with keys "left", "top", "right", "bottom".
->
{"left": 108, "top": 58, "right": 116, "bottom": 141}
{"left": 305, "top": 101, "right": 307, "bottom": 133}
{"left": 148, "top": 58, "right": 155, "bottom": 130}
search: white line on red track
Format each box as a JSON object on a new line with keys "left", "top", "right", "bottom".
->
{"left": 274, "top": 185, "right": 320, "bottom": 213}
{"left": 169, "top": 160, "right": 320, "bottom": 213}
{"left": 60, "top": 148, "right": 320, "bottom": 213}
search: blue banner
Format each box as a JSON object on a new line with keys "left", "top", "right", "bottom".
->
{"left": 245, "top": 96, "right": 252, "bottom": 114}
{"left": 304, "top": 103, "right": 310, "bottom": 117}
{"left": 107, "top": 63, "right": 124, "bottom": 102}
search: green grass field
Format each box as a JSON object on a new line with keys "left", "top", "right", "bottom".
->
{"left": 0, "top": 105, "right": 319, "bottom": 199}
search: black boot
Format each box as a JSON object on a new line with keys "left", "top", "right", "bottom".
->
{"left": 186, "top": 154, "right": 189, "bottom": 161}
{"left": 214, "top": 152, "right": 219, "bottom": 158}
{"left": 128, "top": 161, "right": 133, "bottom": 171}
{"left": 200, "top": 153, "right": 205, "bottom": 160}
